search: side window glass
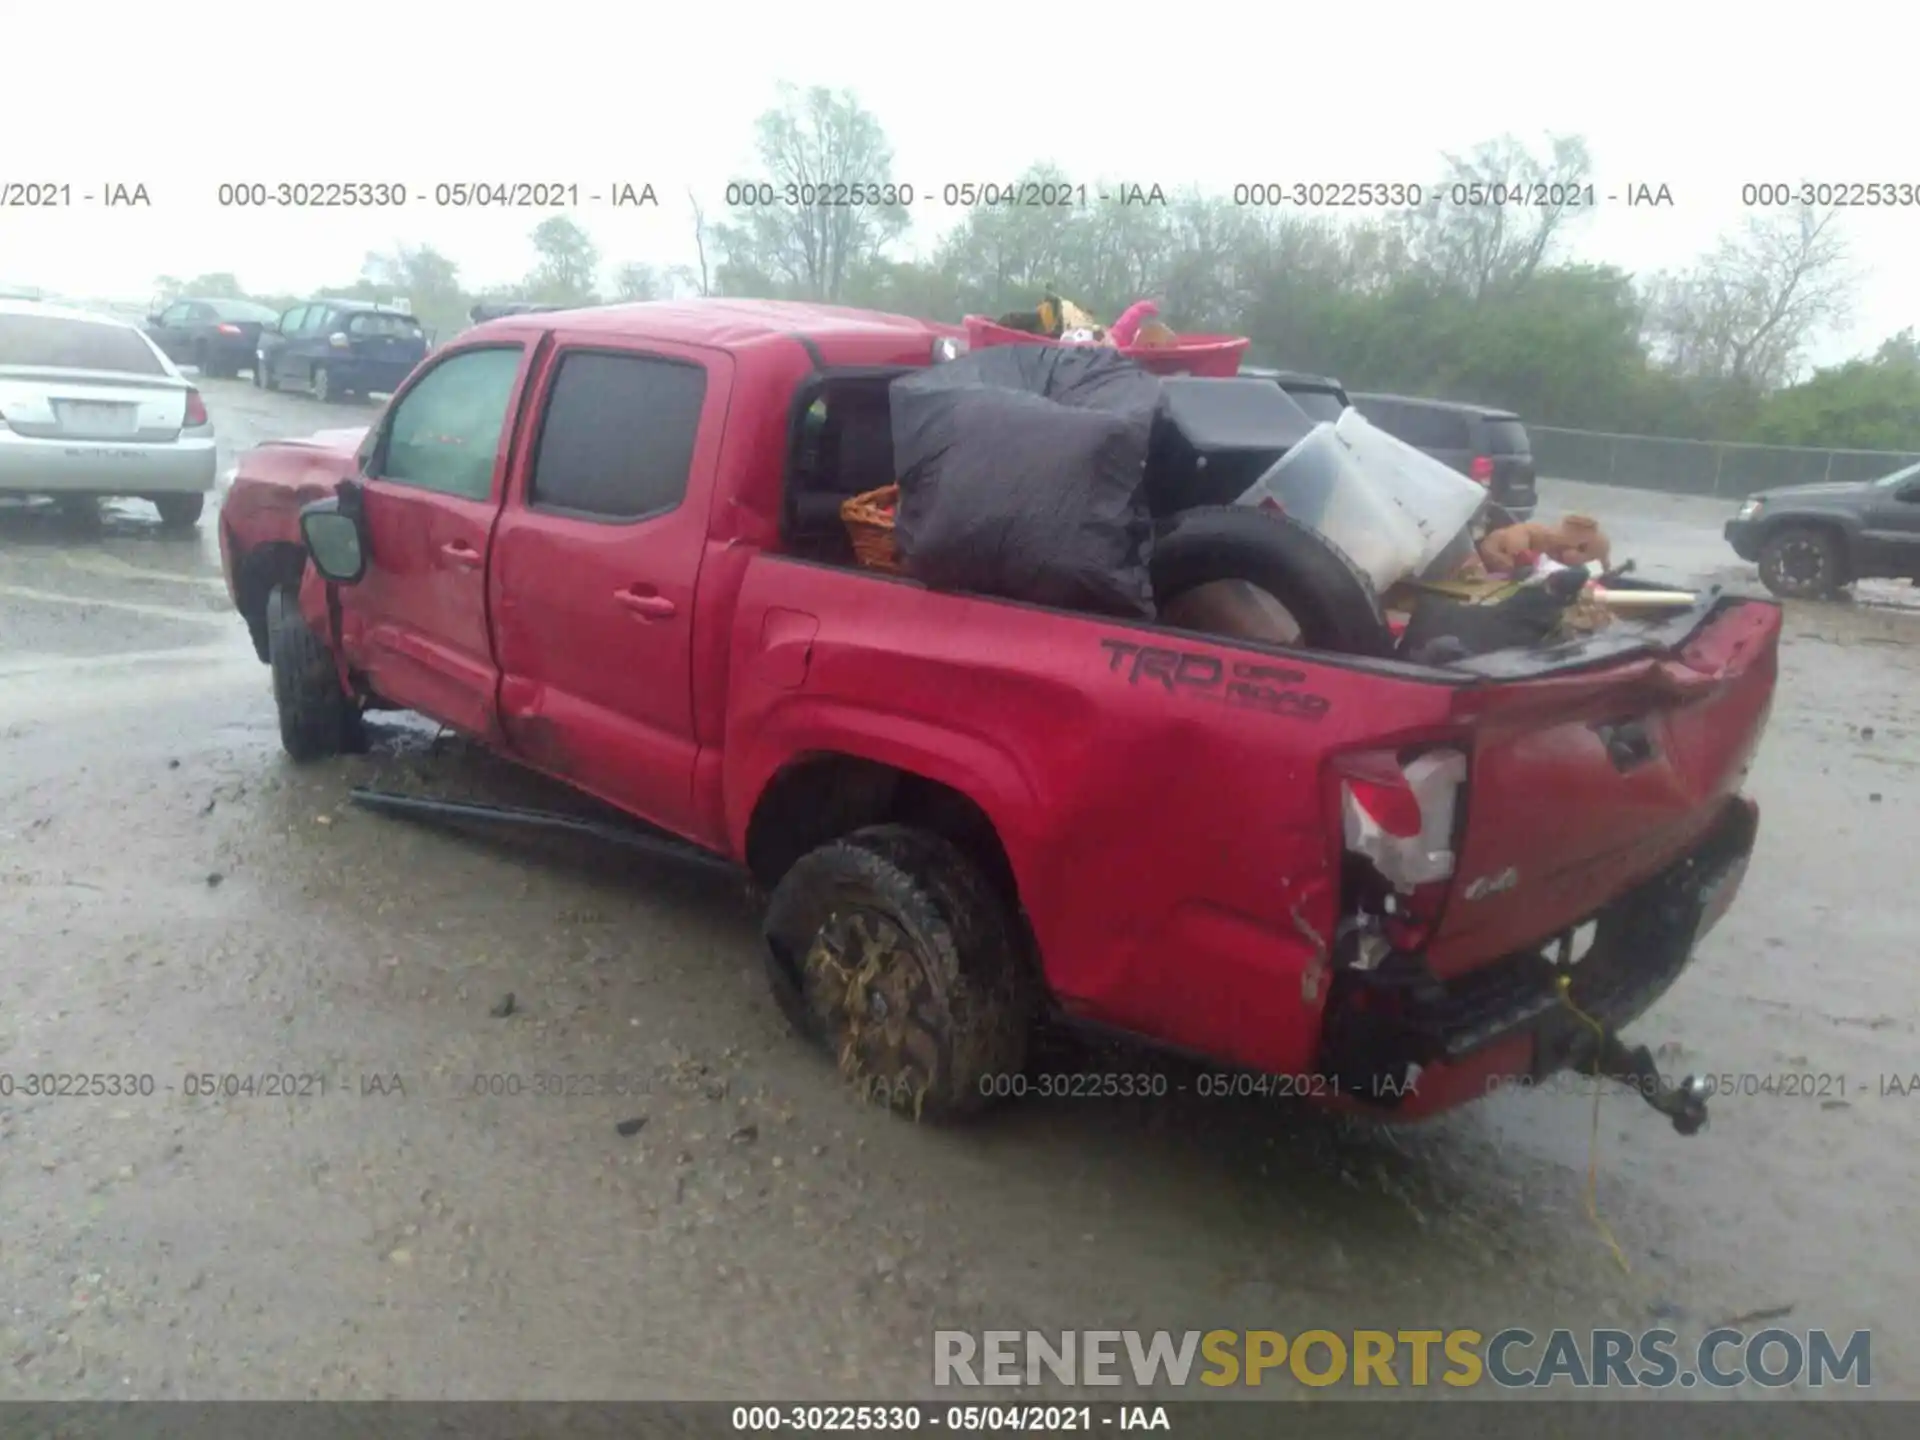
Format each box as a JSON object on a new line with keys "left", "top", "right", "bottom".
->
{"left": 280, "top": 306, "right": 307, "bottom": 336}
{"left": 377, "top": 346, "right": 524, "bottom": 501}
{"left": 304, "top": 308, "right": 335, "bottom": 337}
{"left": 528, "top": 351, "right": 707, "bottom": 520}
{"left": 160, "top": 304, "right": 191, "bottom": 326}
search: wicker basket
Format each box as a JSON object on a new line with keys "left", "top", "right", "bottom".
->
{"left": 841, "top": 484, "right": 903, "bottom": 573}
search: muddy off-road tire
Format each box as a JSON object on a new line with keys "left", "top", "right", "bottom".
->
{"left": 1758, "top": 524, "right": 1846, "bottom": 600}
{"left": 1151, "top": 504, "right": 1397, "bottom": 657}
{"left": 762, "top": 824, "right": 1035, "bottom": 1122}
{"left": 266, "top": 584, "right": 363, "bottom": 761}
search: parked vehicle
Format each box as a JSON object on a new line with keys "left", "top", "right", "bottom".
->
{"left": 255, "top": 299, "right": 429, "bottom": 404}
{"left": 1242, "top": 366, "right": 1351, "bottom": 424}
{"left": 1349, "top": 393, "right": 1537, "bottom": 521}
{"left": 144, "top": 297, "right": 280, "bottom": 379}
{"left": 0, "top": 298, "right": 217, "bottom": 529}
{"left": 1724, "top": 460, "right": 1920, "bottom": 598}
{"left": 220, "top": 299, "right": 1778, "bottom": 1138}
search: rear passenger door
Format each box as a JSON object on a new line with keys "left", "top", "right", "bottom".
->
{"left": 487, "top": 335, "right": 733, "bottom": 840}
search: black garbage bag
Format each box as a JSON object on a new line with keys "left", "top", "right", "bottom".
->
{"left": 890, "top": 346, "right": 1163, "bottom": 618}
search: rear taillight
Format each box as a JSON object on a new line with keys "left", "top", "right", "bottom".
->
{"left": 1336, "top": 748, "right": 1467, "bottom": 890}
{"left": 1334, "top": 747, "right": 1468, "bottom": 953}
{"left": 1469, "top": 455, "right": 1494, "bottom": 484}
{"left": 184, "top": 390, "right": 209, "bottom": 426}
{"left": 216, "top": 323, "right": 243, "bottom": 335}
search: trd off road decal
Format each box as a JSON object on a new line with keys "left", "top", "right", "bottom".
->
{"left": 1099, "top": 639, "right": 1330, "bottom": 721}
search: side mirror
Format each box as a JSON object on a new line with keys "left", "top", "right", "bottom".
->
{"left": 299, "top": 492, "right": 369, "bottom": 585}
{"left": 1898, "top": 485, "right": 1920, "bottom": 504}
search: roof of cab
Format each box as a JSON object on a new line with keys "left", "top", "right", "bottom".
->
{"left": 473, "top": 297, "right": 957, "bottom": 352}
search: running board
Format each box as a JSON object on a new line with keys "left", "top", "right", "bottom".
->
{"left": 346, "top": 788, "right": 742, "bottom": 877}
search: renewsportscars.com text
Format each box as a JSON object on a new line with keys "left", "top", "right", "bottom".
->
{"left": 933, "top": 1328, "right": 1871, "bottom": 1390}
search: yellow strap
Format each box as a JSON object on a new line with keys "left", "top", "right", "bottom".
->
{"left": 1556, "top": 974, "right": 1632, "bottom": 1274}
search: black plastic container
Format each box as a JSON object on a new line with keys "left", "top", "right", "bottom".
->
{"left": 1144, "top": 377, "right": 1320, "bottom": 516}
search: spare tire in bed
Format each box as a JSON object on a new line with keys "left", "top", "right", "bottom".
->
{"left": 1149, "top": 505, "right": 1397, "bottom": 658}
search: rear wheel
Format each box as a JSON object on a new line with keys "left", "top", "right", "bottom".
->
{"left": 152, "top": 493, "right": 204, "bottom": 531}
{"left": 1758, "top": 525, "right": 1845, "bottom": 599}
{"left": 310, "top": 364, "right": 333, "bottom": 404}
{"left": 762, "top": 825, "right": 1036, "bottom": 1122}
{"left": 266, "top": 584, "right": 363, "bottom": 761}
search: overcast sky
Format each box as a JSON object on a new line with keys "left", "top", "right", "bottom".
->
{"left": 3, "top": 0, "right": 1910, "bottom": 368}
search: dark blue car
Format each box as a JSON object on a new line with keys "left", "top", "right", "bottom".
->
{"left": 255, "top": 298, "right": 429, "bottom": 404}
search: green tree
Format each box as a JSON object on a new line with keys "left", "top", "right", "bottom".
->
{"left": 1398, "top": 134, "right": 1595, "bottom": 302}
{"left": 525, "top": 215, "right": 601, "bottom": 306}
{"left": 712, "top": 85, "right": 910, "bottom": 302}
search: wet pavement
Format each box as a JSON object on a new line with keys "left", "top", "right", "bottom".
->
{"left": 1, "top": 384, "right": 1915, "bottom": 1403}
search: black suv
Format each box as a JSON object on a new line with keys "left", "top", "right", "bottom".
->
{"left": 255, "top": 299, "right": 429, "bottom": 404}
{"left": 1348, "top": 393, "right": 1537, "bottom": 521}
{"left": 1723, "top": 460, "right": 1920, "bottom": 598}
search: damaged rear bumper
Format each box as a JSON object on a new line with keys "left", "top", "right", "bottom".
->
{"left": 1317, "top": 795, "right": 1758, "bottom": 1130}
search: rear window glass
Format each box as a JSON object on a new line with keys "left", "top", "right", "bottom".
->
{"left": 1284, "top": 387, "right": 1346, "bottom": 424}
{"left": 1386, "top": 405, "right": 1471, "bottom": 447}
{"left": 348, "top": 313, "right": 424, "bottom": 338}
{"left": 208, "top": 299, "right": 279, "bottom": 323}
{"left": 1482, "top": 418, "right": 1530, "bottom": 454}
{"left": 0, "top": 314, "right": 165, "bottom": 374}
{"left": 530, "top": 351, "right": 707, "bottom": 520}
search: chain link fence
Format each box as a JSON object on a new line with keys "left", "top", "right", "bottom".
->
{"left": 1531, "top": 427, "right": 1920, "bottom": 500}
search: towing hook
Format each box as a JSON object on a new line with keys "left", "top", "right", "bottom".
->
{"left": 1584, "top": 1031, "right": 1711, "bottom": 1137}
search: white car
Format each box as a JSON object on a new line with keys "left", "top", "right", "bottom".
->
{"left": 0, "top": 297, "right": 218, "bottom": 530}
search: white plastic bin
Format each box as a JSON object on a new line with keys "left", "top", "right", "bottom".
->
{"left": 1332, "top": 408, "right": 1488, "bottom": 575}
{"left": 1234, "top": 422, "right": 1425, "bottom": 595}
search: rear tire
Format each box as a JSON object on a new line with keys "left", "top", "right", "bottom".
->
{"left": 762, "top": 825, "right": 1035, "bottom": 1122}
{"left": 153, "top": 493, "right": 205, "bottom": 531}
{"left": 1758, "top": 525, "right": 1845, "bottom": 600}
{"left": 1150, "top": 505, "right": 1396, "bottom": 656}
{"left": 266, "top": 584, "right": 363, "bottom": 761}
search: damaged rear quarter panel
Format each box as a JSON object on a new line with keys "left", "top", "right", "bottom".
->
{"left": 723, "top": 557, "right": 1460, "bottom": 1076}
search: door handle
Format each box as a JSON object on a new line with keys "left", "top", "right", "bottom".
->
{"left": 615, "top": 589, "right": 677, "bottom": 619}
{"left": 439, "top": 541, "right": 481, "bottom": 569}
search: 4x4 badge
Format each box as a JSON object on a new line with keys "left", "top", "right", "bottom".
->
{"left": 1463, "top": 867, "right": 1520, "bottom": 901}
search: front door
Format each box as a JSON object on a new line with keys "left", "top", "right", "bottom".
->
{"left": 1858, "top": 473, "right": 1920, "bottom": 576}
{"left": 340, "top": 342, "right": 537, "bottom": 738}
{"left": 487, "top": 336, "right": 729, "bottom": 840}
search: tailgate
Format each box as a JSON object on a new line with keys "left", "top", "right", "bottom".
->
{"left": 1424, "top": 596, "right": 1779, "bottom": 975}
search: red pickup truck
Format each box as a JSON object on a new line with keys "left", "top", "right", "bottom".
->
{"left": 219, "top": 299, "right": 1780, "bottom": 1134}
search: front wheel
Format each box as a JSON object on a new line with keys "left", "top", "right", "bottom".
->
{"left": 310, "top": 364, "right": 333, "bottom": 404}
{"left": 1758, "top": 525, "right": 1845, "bottom": 599}
{"left": 762, "top": 825, "right": 1036, "bottom": 1122}
{"left": 266, "top": 584, "right": 363, "bottom": 761}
